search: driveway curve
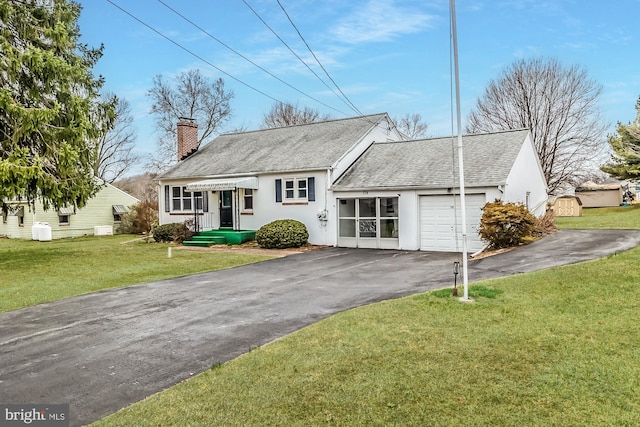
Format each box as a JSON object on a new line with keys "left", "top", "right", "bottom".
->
{"left": 1, "top": 229, "right": 639, "bottom": 426}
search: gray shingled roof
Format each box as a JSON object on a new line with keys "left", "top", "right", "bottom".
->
{"left": 333, "top": 129, "right": 531, "bottom": 190}
{"left": 160, "top": 113, "right": 388, "bottom": 179}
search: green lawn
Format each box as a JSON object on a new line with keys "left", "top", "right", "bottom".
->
{"left": 94, "top": 207, "right": 640, "bottom": 426}
{"left": 0, "top": 235, "right": 274, "bottom": 312}
{"left": 555, "top": 205, "right": 640, "bottom": 229}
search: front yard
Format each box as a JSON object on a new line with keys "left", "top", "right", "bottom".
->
{"left": 92, "top": 206, "right": 640, "bottom": 426}
{"left": 0, "top": 235, "right": 275, "bottom": 312}
{"left": 3, "top": 207, "right": 638, "bottom": 425}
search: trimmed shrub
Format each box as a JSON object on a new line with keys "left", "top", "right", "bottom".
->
{"left": 152, "top": 222, "right": 193, "bottom": 244}
{"left": 478, "top": 199, "right": 536, "bottom": 249}
{"left": 256, "top": 219, "right": 309, "bottom": 249}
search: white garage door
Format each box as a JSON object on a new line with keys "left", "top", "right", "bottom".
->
{"left": 420, "top": 194, "right": 485, "bottom": 252}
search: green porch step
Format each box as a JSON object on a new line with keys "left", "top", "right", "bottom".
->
{"left": 182, "top": 240, "right": 215, "bottom": 248}
{"left": 183, "top": 229, "right": 256, "bottom": 247}
{"left": 191, "top": 235, "right": 228, "bottom": 244}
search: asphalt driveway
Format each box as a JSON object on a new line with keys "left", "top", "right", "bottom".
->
{"left": 1, "top": 229, "right": 639, "bottom": 426}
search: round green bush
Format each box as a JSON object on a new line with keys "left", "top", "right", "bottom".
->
{"left": 256, "top": 219, "right": 309, "bottom": 249}
{"left": 152, "top": 222, "right": 193, "bottom": 243}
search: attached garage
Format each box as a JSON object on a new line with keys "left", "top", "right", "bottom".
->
{"left": 419, "top": 194, "right": 486, "bottom": 252}
{"left": 331, "top": 129, "right": 548, "bottom": 252}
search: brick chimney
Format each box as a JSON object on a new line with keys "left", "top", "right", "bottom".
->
{"left": 177, "top": 118, "right": 199, "bottom": 161}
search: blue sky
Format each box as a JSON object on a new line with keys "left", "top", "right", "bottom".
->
{"left": 77, "top": 0, "right": 639, "bottom": 173}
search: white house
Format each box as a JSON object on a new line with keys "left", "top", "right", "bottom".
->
{"left": 1, "top": 181, "right": 139, "bottom": 239}
{"left": 157, "top": 114, "right": 548, "bottom": 252}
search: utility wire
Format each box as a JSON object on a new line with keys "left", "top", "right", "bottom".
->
{"left": 242, "top": 0, "right": 361, "bottom": 117}
{"left": 155, "top": 0, "right": 348, "bottom": 117}
{"left": 106, "top": 0, "right": 282, "bottom": 105}
{"left": 106, "top": 0, "right": 388, "bottom": 134}
{"left": 275, "top": 0, "right": 364, "bottom": 117}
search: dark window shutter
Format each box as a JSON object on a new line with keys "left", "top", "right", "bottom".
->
{"left": 308, "top": 177, "right": 316, "bottom": 202}
{"left": 275, "top": 179, "right": 282, "bottom": 203}
{"left": 164, "top": 185, "right": 170, "bottom": 212}
{"left": 202, "top": 192, "right": 209, "bottom": 212}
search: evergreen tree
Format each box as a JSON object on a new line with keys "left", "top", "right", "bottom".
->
{"left": 601, "top": 97, "right": 640, "bottom": 180}
{"left": 0, "top": 0, "right": 112, "bottom": 212}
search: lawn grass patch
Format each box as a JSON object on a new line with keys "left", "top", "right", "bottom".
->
{"left": 94, "top": 247, "right": 640, "bottom": 426}
{"left": 555, "top": 205, "right": 640, "bottom": 229}
{"left": 0, "top": 235, "right": 274, "bottom": 312}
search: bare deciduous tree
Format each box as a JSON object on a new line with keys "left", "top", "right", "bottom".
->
{"left": 392, "top": 113, "right": 429, "bottom": 139}
{"left": 261, "top": 102, "right": 331, "bottom": 128}
{"left": 466, "top": 57, "right": 607, "bottom": 194}
{"left": 114, "top": 172, "right": 158, "bottom": 203}
{"left": 94, "top": 94, "right": 139, "bottom": 183}
{"left": 147, "top": 69, "right": 233, "bottom": 171}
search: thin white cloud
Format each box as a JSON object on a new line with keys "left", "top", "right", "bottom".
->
{"left": 331, "top": 0, "right": 435, "bottom": 44}
{"left": 559, "top": 41, "right": 597, "bottom": 51}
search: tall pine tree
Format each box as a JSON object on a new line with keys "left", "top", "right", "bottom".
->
{"left": 601, "top": 97, "right": 640, "bottom": 180}
{"left": 0, "top": 0, "right": 112, "bottom": 212}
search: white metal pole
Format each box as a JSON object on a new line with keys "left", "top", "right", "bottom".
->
{"left": 450, "top": 0, "right": 470, "bottom": 301}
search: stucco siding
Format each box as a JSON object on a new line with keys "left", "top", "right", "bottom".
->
{"left": 159, "top": 171, "right": 335, "bottom": 246}
{"left": 504, "top": 134, "right": 548, "bottom": 216}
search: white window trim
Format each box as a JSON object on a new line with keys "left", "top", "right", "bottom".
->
{"left": 284, "top": 178, "right": 308, "bottom": 202}
{"left": 171, "top": 186, "right": 193, "bottom": 212}
{"left": 242, "top": 188, "right": 254, "bottom": 212}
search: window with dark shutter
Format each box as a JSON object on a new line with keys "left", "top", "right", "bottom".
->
{"left": 275, "top": 179, "right": 282, "bottom": 202}
{"left": 308, "top": 177, "right": 315, "bottom": 202}
{"left": 164, "top": 185, "right": 170, "bottom": 212}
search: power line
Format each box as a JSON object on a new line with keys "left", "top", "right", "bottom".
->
{"left": 275, "top": 0, "right": 364, "bottom": 117}
{"left": 155, "top": 0, "right": 348, "bottom": 117}
{"left": 105, "top": 0, "right": 388, "bottom": 133}
{"left": 242, "top": 0, "right": 361, "bottom": 116}
{"left": 106, "top": 0, "right": 282, "bottom": 105}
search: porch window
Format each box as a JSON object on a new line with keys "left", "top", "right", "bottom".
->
{"left": 339, "top": 199, "right": 356, "bottom": 237}
{"left": 338, "top": 197, "right": 399, "bottom": 242}
{"left": 243, "top": 188, "right": 254, "bottom": 211}
{"left": 171, "top": 186, "right": 192, "bottom": 211}
{"left": 358, "top": 198, "right": 377, "bottom": 238}
{"left": 194, "top": 191, "right": 204, "bottom": 211}
{"left": 379, "top": 197, "right": 399, "bottom": 238}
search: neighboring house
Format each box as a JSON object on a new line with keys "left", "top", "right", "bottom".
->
{"left": 158, "top": 114, "right": 548, "bottom": 252}
{"left": 1, "top": 181, "right": 139, "bottom": 239}
{"left": 574, "top": 182, "right": 623, "bottom": 208}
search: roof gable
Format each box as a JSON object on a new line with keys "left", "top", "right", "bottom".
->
{"left": 160, "top": 113, "right": 389, "bottom": 179}
{"left": 333, "top": 129, "right": 531, "bottom": 190}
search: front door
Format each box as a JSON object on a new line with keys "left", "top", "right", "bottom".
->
{"left": 220, "top": 190, "right": 233, "bottom": 228}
